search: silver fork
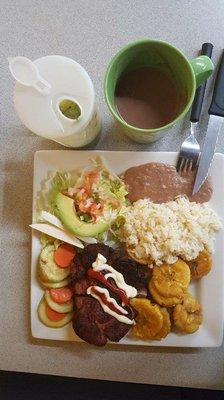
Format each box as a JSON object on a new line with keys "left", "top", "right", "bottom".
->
{"left": 176, "top": 122, "right": 200, "bottom": 173}
{"left": 176, "top": 42, "right": 213, "bottom": 174}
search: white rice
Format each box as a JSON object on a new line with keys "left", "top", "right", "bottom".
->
{"left": 118, "top": 197, "right": 221, "bottom": 265}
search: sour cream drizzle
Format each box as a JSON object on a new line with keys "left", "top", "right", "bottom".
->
{"left": 87, "top": 286, "right": 134, "bottom": 325}
{"left": 92, "top": 254, "right": 137, "bottom": 299}
{"left": 87, "top": 253, "right": 137, "bottom": 325}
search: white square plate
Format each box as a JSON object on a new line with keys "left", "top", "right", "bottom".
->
{"left": 31, "top": 150, "right": 224, "bottom": 347}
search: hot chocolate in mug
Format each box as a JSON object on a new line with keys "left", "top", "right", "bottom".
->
{"left": 104, "top": 39, "right": 213, "bottom": 143}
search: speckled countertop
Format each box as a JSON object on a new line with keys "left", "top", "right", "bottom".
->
{"left": 1, "top": 0, "right": 224, "bottom": 389}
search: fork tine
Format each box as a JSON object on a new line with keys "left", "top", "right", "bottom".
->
{"left": 186, "top": 158, "right": 192, "bottom": 173}
{"left": 177, "top": 157, "right": 197, "bottom": 175}
{"left": 187, "top": 159, "right": 193, "bottom": 173}
{"left": 190, "top": 158, "right": 198, "bottom": 172}
{"left": 180, "top": 158, "right": 188, "bottom": 175}
{"left": 176, "top": 157, "right": 184, "bottom": 173}
{"left": 182, "top": 159, "right": 188, "bottom": 174}
{"left": 177, "top": 125, "right": 200, "bottom": 175}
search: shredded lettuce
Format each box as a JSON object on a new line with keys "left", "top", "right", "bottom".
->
{"left": 91, "top": 157, "right": 128, "bottom": 209}
{"left": 97, "top": 230, "right": 118, "bottom": 248}
{"left": 48, "top": 171, "right": 74, "bottom": 209}
{"left": 35, "top": 170, "right": 78, "bottom": 221}
{"left": 35, "top": 157, "right": 128, "bottom": 248}
{"left": 94, "top": 173, "right": 127, "bottom": 205}
{"left": 91, "top": 155, "right": 123, "bottom": 182}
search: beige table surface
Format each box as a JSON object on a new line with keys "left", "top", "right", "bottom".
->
{"left": 1, "top": 0, "right": 224, "bottom": 390}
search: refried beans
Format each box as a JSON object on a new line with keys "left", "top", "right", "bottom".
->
{"left": 122, "top": 162, "right": 212, "bottom": 204}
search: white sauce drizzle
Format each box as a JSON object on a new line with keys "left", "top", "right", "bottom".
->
{"left": 87, "top": 286, "right": 134, "bottom": 325}
{"left": 87, "top": 286, "right": 128, "bottom": 315}
{"left": 86, "top": 253, "right": 137, "bottom": 325}
{"left": 92, "top": 254, "right": 137, "bottom": 299}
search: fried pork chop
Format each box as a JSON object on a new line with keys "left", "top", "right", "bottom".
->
{"left": 73, "top": 296, "right": 135, "bottom": 346}
{"left": 71, "top": 244, "right": 149, "bottom": 346}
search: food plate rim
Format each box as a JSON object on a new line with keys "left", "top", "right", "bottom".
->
{"left": 31, "top": 150, "right": 224, "bottom": 348}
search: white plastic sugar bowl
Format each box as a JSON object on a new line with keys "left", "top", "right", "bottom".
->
{"left": 9, "top": 55, "right": 101, "bottom": 147}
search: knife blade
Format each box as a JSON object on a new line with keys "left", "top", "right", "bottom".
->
{"left": 193, "top": 50, "right": 224, "bottom": 195}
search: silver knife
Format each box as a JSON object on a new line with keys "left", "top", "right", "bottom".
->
{"left": 193, "top": 50, "right": 224, "bottom": 195}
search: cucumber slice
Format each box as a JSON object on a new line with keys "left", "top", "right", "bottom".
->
{"left": 37, "top": 297, "right": 73, "bottom": 328}
{"left": 45, "top": 290, "right": 73, "bottom": 313}
{"left": 39, "top": 244, "right": 70, "bottom": 283}
{"left": 39, "top": 277, "right": 70, "bottom": 289}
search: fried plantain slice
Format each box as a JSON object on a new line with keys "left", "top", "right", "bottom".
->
{"left": 130, "top": 298, "right": 163, "bottom": 339}
{"left": 126, "top": 245, "right": 153, "bottom": 266}
{"left": 173, "top": 293, "right": 202, "bottom": 334}
{"left": 149, "top": 279, "right": 182, "bottom": 307}
{"left": 153, "top": 260, "right": 191, "bottom": 296}
{"left": 154, "top": 307, "right": 171, "bottom": 340}
{"left": 149, "top": 260, "right": 190, "bottom": 307}
{"left": 188, "top": 249, "right": 212, "bottom": 280}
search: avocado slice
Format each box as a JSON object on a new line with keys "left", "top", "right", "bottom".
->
{"left": 55, "top": 193, "right": 108, "bottom": 237}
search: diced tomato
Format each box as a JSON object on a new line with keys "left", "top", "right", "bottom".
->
{"left": 49, "top": 288, "right": 73, "bottom": 304}
{"left": 86, "top": 170, "right": 99, "bottom": 184}
{"left": 54, "top": 244, "right": 76, "bottom": 268}
{"left": 84, "top": 170, "right": 99, "bottom": 192}
{"left": 90, "top": 203, "right": 102, "bottom": 218}
{"left": 76, "top": 187, "right": 89, "bottom": 202}
{"left": 78, "top": 198, "right": 94, "bottom": 213}
{"left": 75, "top": 170, "right": 101, "bottom": 216}
{"left": 45, "top": 304, "right": 67, "bottom": 321}
{"left": 78, "top": 201, "right": 88, "bottom": 213}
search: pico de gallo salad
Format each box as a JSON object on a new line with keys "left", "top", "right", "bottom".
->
{"left": 34, "top": 156, "right": 127, "bottom": 243}
{"left": 64, "top": 157, "right": 127, "bottom": 223}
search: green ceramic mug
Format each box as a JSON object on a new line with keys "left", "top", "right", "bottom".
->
{"left": 104, "top": 39, "right": 214, "bottom": 143}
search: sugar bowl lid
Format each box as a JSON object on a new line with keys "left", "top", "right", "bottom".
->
{"left": 12, "top": 55, "right": 95, "bottom": 139}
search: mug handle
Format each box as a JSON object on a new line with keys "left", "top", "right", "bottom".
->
{"left": 190, "top": 55, "right": 214, "bottom": 87}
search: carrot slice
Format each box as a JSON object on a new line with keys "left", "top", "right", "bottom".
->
{"left": 54, "top": 244, "right": 76, "bottom": 268}
{"left": 45, "top": 304, "right": 67, "bottom": 321}
{"left": 49, "top": 287, "right": 73, "bottom": 304}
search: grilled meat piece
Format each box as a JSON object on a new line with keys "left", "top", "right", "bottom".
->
{"left": 73, "top": 296, "right": 110, "bottom": 346}
{"left": 72, "top": 276, "right": 120, "bottom": 299}
{"left": 71, "top": 243, "right": 149, "bottom": 345}
{"left": 71, "top": 244, "right": 150, "bottom": 297}
{"left": 71, "top": 244, "right": 112, "bottom": 282}
{"left": 110, "top": 246, "right": 151, "bottom": 297}
{"left": 103, "top": 308, "right": 136, "bottom": 342}
{"left": 80, "top": 243, "right": 111, "bottom": 268}
{"left": 72, "top": 277, "right": 94, "bottom": 296}
{"left": 73, "top": 296, "right": 135, "bottom": 346}
{"left": 70, "top": 253, "right": 86, "bottom": 282}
